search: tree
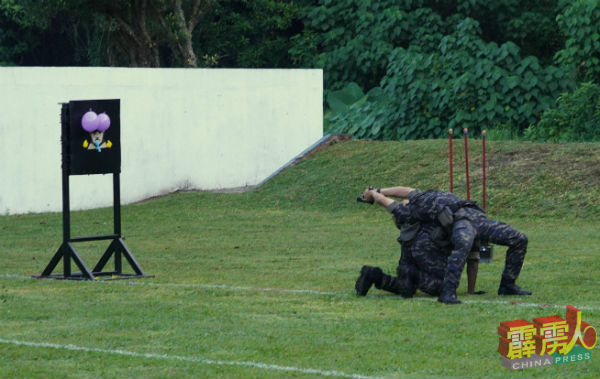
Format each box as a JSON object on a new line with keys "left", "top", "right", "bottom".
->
{"left": 1, "top": 0, "right": 308, "bottom": 68}
{"left": 171, "top": 0, "right": 205, "bottom": 67}
{"left": 291, "top": 0, "right": 575, "bottom": 140}
{"left": 0, "top": 0, "right": 76, "bottom": 65}
{"left": 0, "top": 0, "right": 214, "bottom": 67}
{"left": 554, "top": 0, "right": 600, "bottom": 83}
{"left": 192, "top": 0, "right": 308, "bottom": 68}
{"left": 0, "top": 8, "right": 33, "bottom": 65}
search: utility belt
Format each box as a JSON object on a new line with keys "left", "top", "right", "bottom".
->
{"left": 410, "top": 199, "right": 485, "bottom": 228}
{"left": 438, "top": 201, "right": 485, "bottom": 227}
{"left": 397, "top": 222, "right": 451, "bottom": 247}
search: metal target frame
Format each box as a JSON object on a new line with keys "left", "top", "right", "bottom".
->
{"left": 36, "top": 99, "right": 153, "bottom": 281}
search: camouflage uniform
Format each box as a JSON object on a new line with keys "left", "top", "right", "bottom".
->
{"left": 396, "top": 222, "right": 449, "bottom": 296}
{"left": 397, "top": 189, "right": 528, "bottom": 297}
{"left": 356, "top": 199, "right": 481, "bottom": 298}
{"left": 363, "top": 219, "right": 450, "bottom": 297}
{"left": 443, "top": 207, "right": 527, "bottom": 294}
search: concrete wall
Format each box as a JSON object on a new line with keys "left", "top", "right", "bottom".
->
{"left": 0, "top": 67, "right": 323, "bottom": 215}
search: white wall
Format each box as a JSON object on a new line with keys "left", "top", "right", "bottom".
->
{"left": 0, "top": 67, "right": 323, "bottom": 215}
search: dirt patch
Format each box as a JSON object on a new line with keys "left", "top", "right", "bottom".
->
{"left": 485, "top": 142, "right": 600, "bottom": 188}
{"left": 289, "top": 134, "right": 352, "bottom": 167}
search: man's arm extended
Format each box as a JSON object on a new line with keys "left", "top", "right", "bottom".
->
{"left": 379, "top": 186, "right": 415, "bottom": 198}
{"left": 362, "top": 188, "right": 409, "bottom": 208}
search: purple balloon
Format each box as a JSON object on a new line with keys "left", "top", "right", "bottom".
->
{"left": 97, "top": 112, "right": 111, "bottom": 132}
{"left": 81, "top": 109, "right": 99, "bottom": 132}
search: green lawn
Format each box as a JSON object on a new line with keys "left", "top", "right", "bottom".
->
{"left": 1, "top": 139, "right": 599, "bottom": 378}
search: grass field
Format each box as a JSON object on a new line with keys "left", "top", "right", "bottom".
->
{"left": 1, "top": 139, "right": 599, "bottom": 378}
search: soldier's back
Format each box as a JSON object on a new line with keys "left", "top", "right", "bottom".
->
{"left": 409, "top": 190, "right": 463, "bottom": 224}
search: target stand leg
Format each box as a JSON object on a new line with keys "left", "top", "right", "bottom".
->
{"left": 92, "top": 238, "right": 151, "bottom": 279}
{"left": 36, "top": 238, "right": 152, "bottom": 281}
{"left": 38, "top": 242, "right": 95, "bottom": 280}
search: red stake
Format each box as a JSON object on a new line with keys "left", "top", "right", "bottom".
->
{"left": 449, "top": 128, "right": 453, "bottom": 193}
{"left": 463, "top": 128, "right": 470, "bottom": 201}
{"left": 482, "top": 130, "right": 487, "bottom": 210}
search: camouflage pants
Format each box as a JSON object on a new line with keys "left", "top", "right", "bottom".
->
{"left": 442, "top": 216, "right": 528, "bottom": 292}
{"left": 397, "top": 227, "right": 449, "bottom": 296}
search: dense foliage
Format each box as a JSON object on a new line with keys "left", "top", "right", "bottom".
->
{"left": 0, "top": 0, "right": 307, "bottom": 67}
{"left": 2, "top": 0, "right": 600, "bottom": 141}
{"left": 525, "top": 82, "right": 600, "bottom": 142}
{"left": 290, "top": 0, "right": 582, "bottom": 139}
{"left": 326, "top": 18, "right": 573, "bottom": 139}
{"left": 555, "top": 0, "right": 600, "bottom": 83}
{"left": 290, "top": 0, "right": 567, "bottom": 92}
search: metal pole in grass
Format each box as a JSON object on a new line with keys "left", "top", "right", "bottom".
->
{"left": 480, "top": 129, "right": 493, "bottom": 263}
{"left": 448, "top": 128, "right": 454, "bottom": 193}
{"left": 463, "top": 128, "right": 470, "bottom": 201}
{"left": 482, "top": 130, "right": 487, "bottom": 210}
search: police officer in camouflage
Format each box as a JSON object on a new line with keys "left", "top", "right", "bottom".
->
{"left": 355, "top": 194, "right": 483, "bottom": 298}
{"left": 355, "top": 222, "right": 447, "bottom": 297}
{"left": 358, "top": 185, "right": 531, "bottom": 305}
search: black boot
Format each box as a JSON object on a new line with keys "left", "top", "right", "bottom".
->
{"left": 498, "top": 281, "right": 532, "bottom": 296}
{"left": 355, "top": 266, "right": 383, "bottom": 296}
{"left": 437, "top": 288, "right": 461, "bottom": 304}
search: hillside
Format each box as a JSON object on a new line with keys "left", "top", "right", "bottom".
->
{"left": 247, "top": 138, "right": 600, "bottom": 219}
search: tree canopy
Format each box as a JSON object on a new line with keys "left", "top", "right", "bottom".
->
{"left": 290, "top": 0, "right": 599, "bottom": 140}
{"left": 2, "top": 0, "right": 599, "bottom": 141}
{"left": 0, "top": 0, "right": 307, "bottom": 67}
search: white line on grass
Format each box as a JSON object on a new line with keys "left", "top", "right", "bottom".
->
{"left": 0, "top": 273, "right": 28, "bottom": 279}
{"left": 0, "top": 338, "right": 385, "bottom": 379}
{"left": 1, "top": 273, "right": 340, "bottom": 296}
{"left": 410, "top": 297, "right": 600, "bottom": 311}
{"left": 122, "top": 280, "right": 600, "bottom": 312}
{"left": 145, "top": 282, "right": 341, "bottom": 296}
{"left": 3, "top": 273, "right": 600, "bottom": 311}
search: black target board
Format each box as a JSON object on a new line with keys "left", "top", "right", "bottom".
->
{"left": 36, "top": 98, "right": 152, "bottom": 281}
{"left": 67, "top": 99, "right": 121, "bottom": 175}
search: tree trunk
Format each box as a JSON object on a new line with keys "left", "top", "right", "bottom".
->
{"left": 172, "top": 0, "right": 204, "bottom": 67}
{"left": 103, "top": 0, "right": 161, "bottom": 67}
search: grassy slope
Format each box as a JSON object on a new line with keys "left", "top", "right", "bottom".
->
{"left": 250, "top": 138, "right": 600, "bottom": 219}
{"left": 1, "top": 139, "right": 599, "bottom": 379}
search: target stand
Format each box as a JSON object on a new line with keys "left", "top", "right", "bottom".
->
{"left": 36, "top": 99, "right": 153, "bottom": 281}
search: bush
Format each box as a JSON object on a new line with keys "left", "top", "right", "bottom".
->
{"left": 290, "top": 1, "right": 448, "bottom": 92}
{"left": 327, "top": 18, "right": 574, "bottom": 140}
{"left": 525, "top": 82, "right": 600, "bottom": 142}
{"left": 554, "top": 0, "right": 600, "bottom": 83}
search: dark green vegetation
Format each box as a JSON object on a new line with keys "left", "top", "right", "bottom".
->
{"left": 526, "top": 82, "right": 600, "bottom": 142}
{"left": 0, "top": 0, "right": 309, "bottom": 67}
{"left": 1, "top": 139, "right": 599, "bottom": 378}
{"left": 2, "top": 0, "right": 600, "bottom": 142}
{"left": 292, "top": 0, "right": 600, "bottom": 141}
